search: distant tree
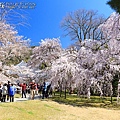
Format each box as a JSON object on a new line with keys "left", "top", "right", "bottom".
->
{"left": 107, "top": 0, "right": 120, "bottom": 13}
{"left": 61, "top": 9, "right": 106, "bottom": 46}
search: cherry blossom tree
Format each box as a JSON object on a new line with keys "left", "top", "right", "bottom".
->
{"left": 76, "top": 13, "right": 120, "bottom": 100}
{"left": 76, "top": 39, "right": 114, "bottom": 99}
{"left": 0, "top": 21, "right": 30, "bottom": 65}
{"left": 28, "top": 38, "right": 79, "bottom": 98}
{"left": 25, "top": 12, "right": 120, "bottom": 101}
{"left": 28, "top": 38, "right": 62, "bottom": 68}
{"left": 0, "top": 20, "right": 31, "bottom": 83}
{"left": 2, "top": 60, "right": 36, "bottom": 83}
{"left": 99, "top": 12, "right": 120, "bottom": 40}
{"left": 99, "top": 12, "right": 120, "bottom": 101}
{"left": 50, "top": 47, "right": 79, "bottom": 98}
{"left": 28, "top": 38, "right": 62, "bottom": 83}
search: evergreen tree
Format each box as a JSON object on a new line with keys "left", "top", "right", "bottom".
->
{"left": 107, "top": 0, "right": 120, "bottom": 13}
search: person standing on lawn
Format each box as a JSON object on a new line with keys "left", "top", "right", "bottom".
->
{"left": 7, "top": 81, "right": 11, "bottom": 101}
{"left": 0, "top": 83, "right": 3, "bottom": 102}
{"left": 21, "top": 82, "right": 26, "bottom": 98}
{"left": 42, "top": 81, "right": 47, "bottom": 99}
{"left": 2, "top": 83, "right": 8, "bottom": 102}
{"left": 9, "top": 83, "right": 16, "bottom": 102}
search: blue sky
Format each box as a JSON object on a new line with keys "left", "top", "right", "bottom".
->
{"left": 2, "top": 0, "right": 114, "bottom": 48}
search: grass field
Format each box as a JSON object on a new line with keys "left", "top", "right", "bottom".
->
{"left": 0, "top": 98, "right": 120, "bottom": 120}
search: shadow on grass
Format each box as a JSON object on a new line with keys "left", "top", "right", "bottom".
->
{"left": 50, "top": 94, "right": 120, "bottom": 109}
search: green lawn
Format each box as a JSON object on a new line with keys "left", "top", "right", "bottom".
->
{"left": 0, "top": 99, "right": 120, "bottom": 120}
{"left": 0, "top": 94, "right": 120, "bottom": 120}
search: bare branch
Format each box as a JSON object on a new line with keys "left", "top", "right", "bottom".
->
{"left": 61, "top": 9, "right": 106, "bottom": 47}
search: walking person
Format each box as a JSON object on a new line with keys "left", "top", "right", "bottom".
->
{"left": 2, "top": 83, "right": 7, "bottom": 102}
{"left": 9, "top": 83, "right": 16, "bottom": 102}
{"left": 30, "top": 80, "right": 36, "bottom": 100}
{"left": 36, "top": 83, "right": 40, "bottom": 95}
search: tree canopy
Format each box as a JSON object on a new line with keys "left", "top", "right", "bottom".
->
{"left": 107, "top": 0, "right": 120, "bottom": 13}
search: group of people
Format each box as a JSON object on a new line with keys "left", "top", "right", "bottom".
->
{"left": 18, "top": 80, "right": 40, "bottom": 100}
{"left": 19, "top": 80, "right": 52, "bottom": 100}
{"left": 0, "top": 80, "right": 53, "bottom": 103}
{"left": 29, "top": 80, "right": 52, "bottom": 99}
{"left": 41, "top": 81, "right": 52, "bottom": 99}
{"left": 0, "top": 81, "right": 16, "bottom": 102}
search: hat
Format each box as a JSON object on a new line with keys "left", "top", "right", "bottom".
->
{"left": 32, "top": 80, "right": 35, "bottom": 83}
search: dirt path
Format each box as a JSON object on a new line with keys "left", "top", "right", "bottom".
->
{"left": 13, "top": 94, "right": 40, "bottom": 102}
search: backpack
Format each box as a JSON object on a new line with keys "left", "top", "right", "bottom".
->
{"left": 30, "top": 83, "right": 36, "bottom": 90}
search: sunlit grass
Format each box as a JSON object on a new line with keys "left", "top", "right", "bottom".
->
{"left": 0, "top": 99, "right": 120, "bottom": 120}
{"left": 15, "top": 94, "right": 21, "bottom": 98}
{"left": 0, "top": 93, "right": 120, "bottom": 120}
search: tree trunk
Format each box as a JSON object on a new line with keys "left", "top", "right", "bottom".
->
{"left": 97, "top": 83, "right": 103, "bottom": 98}
{"left": 64, "top": 81, "right": 67, "bottom": 99}
{"left": 87, "top": 87, "right": 91, "bottom": 99}
{"left": 117, "top": 83, "right": 120, "bottom": 103}
{"left": 60, "top": 85, "right": 62, "bottom": 97}
{"left": 65, "top": 86, "right": 66, "bottom": 99}
{"left": 110, "top": 83, "right": 113, "bottom": 103}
